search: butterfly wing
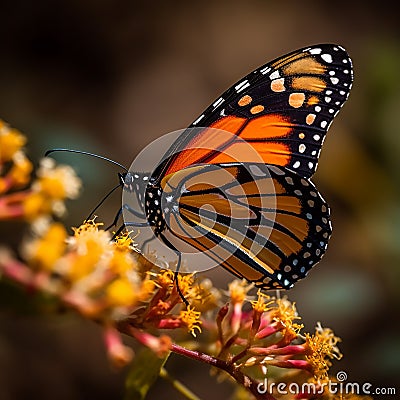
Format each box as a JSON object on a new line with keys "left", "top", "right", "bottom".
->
{"left": 154, "top": 44, "right": 353, "bottom": 180}
{"left": 159, "top": 163, "right": 331, "bottom": 289}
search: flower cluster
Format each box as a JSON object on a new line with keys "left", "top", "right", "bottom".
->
{"left": 0, "top": 120, "right": 372, "bottom": 400}
{"left": 0, "top": 119, "right": 80, "bottom": 222}
{"left": 2, "top": 218, "right": 209, "bottom": 363}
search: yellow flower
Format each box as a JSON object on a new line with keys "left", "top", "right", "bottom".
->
{"left": 228, "top": 279, "right": 254, "bottom": 305}
{"left": 22, "top": 158, "right": 81, "bottom": 220}
{"left": 269, "top": 297, "right": 303, "bottom": 340}
{"left": 114, "top": 231, "right": 137, "bottom": 252}
{"left": 9, "top": 152, "right": 33, "bottom": 186}
{"left": 109, "top": 250, "right": 137, "bottom": 275}
{"left": 251, "top": 290, "right": 273, "bottom": 313}
{"left": 138, "top": 278, "right": 156, "bottom": 302}
{"left": 36, "top": 158, "right": 81, "bottom": 200}
{"left": 188, "top": 278, "right": 221, "bottom": 312}
{"left": 23, "top": 192, "right": 52, "bottom": 219}
{"left": 66, "top": 220, "right": 111, "bottom": 281}
{"left": 106, "top": 278, "right": 137, "bottom": 307}
{"left": 305, "top": 322, "right": 342, "bottom": 380}
{"left": 175, "top": 273, "right": 195, "bottom": 297}
{"left": 0, "top": 122, "right": 26, "bottom": 162}
{"left": 22, "top": 222, "right": 67, "bottom": 271}
{"left": 179, "top": 305, "right": 202, "bottom": 337}
{"left": 156, "top": 269, "right": 175, "bottom": 289}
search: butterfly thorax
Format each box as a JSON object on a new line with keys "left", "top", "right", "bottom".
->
{"left": 122, "top": 171, "right": 151, "bottom": 212}
{"left": 144, "top": 183, "right": 167, "bottom": 236}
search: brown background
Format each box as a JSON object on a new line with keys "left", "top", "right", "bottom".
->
{"left": 0, "top": 1, "right": 399, "bottom": 399}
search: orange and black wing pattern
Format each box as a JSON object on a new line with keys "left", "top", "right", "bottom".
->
{"left": 159, "top": 163, "right": 331, "bottom": 289}
{"left": 154, "top": 44, "right": 353, "bottom": 180}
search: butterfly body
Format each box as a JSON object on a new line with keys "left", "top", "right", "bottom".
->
{"left": 122, "top": 44, "right": 353, "bottom": 290}
{"left": 144, "top": 182, "right": 167, "bottom": 236}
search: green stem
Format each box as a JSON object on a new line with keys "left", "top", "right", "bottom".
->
{"left": 159, "top": 367, "right": 201, "bottom": 400}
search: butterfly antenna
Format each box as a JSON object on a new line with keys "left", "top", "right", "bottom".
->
{"left": 86, "top": 183, "right": 121, "bottom": 222}
{"left": 45, "top": 148, "right": 128, "bottom": 172}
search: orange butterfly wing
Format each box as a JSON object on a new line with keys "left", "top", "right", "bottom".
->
{"left": 154, "top": 44, "right": 353, "bottom": 180}
{"left": 158, "top": 163, "right": 331, "bottom": 289}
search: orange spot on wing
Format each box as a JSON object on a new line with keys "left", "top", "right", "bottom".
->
{"left": 271, "top": 78, "right": 285, "bottom": 92}
{"left": 292, "top": 76, "right": 326, "bottom": 92}
{"left": 238, "top": 95, "right": 252, "bottom": 106}
{"left": 288, "top": 92, "right": 305, "bottom": 108}
{"left": 306, "top": 114, "right": 316, "bottom": 125}
{"left": 250, "top": 105, "right": 265, "bottom": 114}
{"left": 307, "top": 95, "right": 319, "bottom": 106}
{"left": 282, "top": 57, "right": 326, "bottom": 75}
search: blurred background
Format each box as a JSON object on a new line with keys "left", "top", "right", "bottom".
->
{"left": 0, "top": 1, "right": 399, "bottom": 399}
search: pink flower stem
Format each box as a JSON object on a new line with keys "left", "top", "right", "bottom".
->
{"left": 170, "top": 343, "right": 277, "bottom": 400}
{"left": 0, "top": 254, "right": 34, "bottom": 286}
{"left": 0, "top": 191, "right": 27, "bottom": 219}
{"left": 249, "top": 344, "right": 306, "bottom": 356}
{"left": 117, "top": 320, "right": 276, "bottom": 400}
{"left": 103, "top": 325, "right": 133, "bottom": 367}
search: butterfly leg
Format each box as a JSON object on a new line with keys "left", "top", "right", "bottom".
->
{"left": 157, "top": 232, "right": 189, "bottom": 307}
{"left": 111, "top": 221, "right": 149, "bottom": 240}
{"left": 106, "top": 203, "right": 146, "bottom": 231}
{"left": 174, "top": 252, "right": 189, "bottom": 307}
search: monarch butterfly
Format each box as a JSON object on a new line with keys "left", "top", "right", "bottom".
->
{"left": 48, "top": 44, "right": 353, "bottom": 294}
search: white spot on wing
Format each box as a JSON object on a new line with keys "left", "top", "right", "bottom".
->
{"left": 309, "top": 48, "right": 322, "bottom": 55}
{"left": 193, "top": 114, "right": 205, "bottom": 125}
{"left": 321, "top": 53, "right": 333, "bottom": 63}
{"left": 213, "top": 97, "right": 224, "bottom": 108}
{"left": 269, "top": 70, "right": 280, "bottom": 80}
{"left": 235, "top": 80, "right": 250, "bottom": 93}
{"left": 260, "top": 66, "right": 271, "bottom": 75}
{"left": 249, "top": 164, "right": 266, "bottom": 176}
